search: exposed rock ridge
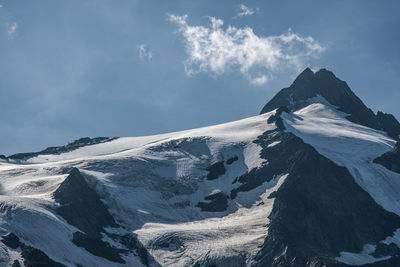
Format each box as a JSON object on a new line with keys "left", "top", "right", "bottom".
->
{"left": 260, "top": 68, "right": 400, "bottom": 139}
{"left": 374, "top": 141, "right": 400, "bottom": 174}
{"left": 7, "top": 137, "right": 117, "bottom": 161}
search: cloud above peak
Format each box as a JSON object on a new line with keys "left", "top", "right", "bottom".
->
{"left": 7, "top": 22, "right": 17, "bottom": 36}
{"left": 235, "top": 4, "right": 257, "bottom": 18}
{"left": 168, "top": 14, "right": 325, "bottom": 86}
{"left": 137, "top": 44, "right": 153, "bottom": 61}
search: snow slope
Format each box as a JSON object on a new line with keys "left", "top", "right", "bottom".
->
{"left": 0, "top": 111, "right": 280, "bottom": 266}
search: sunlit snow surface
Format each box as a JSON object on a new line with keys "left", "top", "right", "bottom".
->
{"left": 0, "top": 112, "right": 279, "bottom": 266}
{"left": 0, "top": 103, "right": 399, "bottom": 266}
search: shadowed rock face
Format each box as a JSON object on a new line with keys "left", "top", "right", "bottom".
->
{"left": 53, "top": 168, "right": 125, "bottom": 263}
{"left": 226, "top": 156, "right": 238, "bottom": 165}
{"left": 72, "top": 232, "right": 125, "bottom": 263}
{"left": 206, "top": 161, "right": 226, "bottom": 180}
{"left": 53, "top": 168, "right": 117, "bottom": 238}
{"left": 53, "top": 168, "right": 156, "bottom": 265}
{"left": 374, "top": 142, "right": 400, "bottom": 174}
{"left": 377, "top": 111, "right": 400, "bottom": 140}
{"left": 2, "top": 233, "right": 65, "bottom": 267}
{"left": 260, "top": 68, "right": 400, "bottom": 139}
{"left": 196, "top": 191, "right": 229, "bottom": 212}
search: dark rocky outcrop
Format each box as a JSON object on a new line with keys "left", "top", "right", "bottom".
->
{"left": 1, "top": 233, "right": 65, "bottom": 267}
{"left": 53, "top": 168, "right": 124, "bottom": 263}
{"left": 374, "top": 142, "right": 400, "bottom": 174}
{"left": 107, "top": 233, "right": 153, "bottom": 266}
{"left": 206, "top": 161, "right": 226, "bottom": 180}
{"left": 2, "top": 232, "right": 20, "bottom": 249}
{"left": 226, "top": 156, "right": 238, "bottom": 165}
{"left": 8, "top": 137, "right": 117, "bottom": 161}
{"left": 377, "top": 111, "right": 400, "bottom": 140}
{"left": 206, "top": 156, "right": 239, "bottom": 180}
{"left": 230, "top": 129, "right": 291, "bottom": 199}
{"left": 267, "top": 106, "right": 290, "bottom": 130}
{"left": 260, "top": 68, "right": 400, "bottom": 138}
{"left": 196, "top": 191, "right": 229, "bottom": 212}
{"left": 53, "top": 168, "right": 118, "bottom": 238}
{"left": 53, "top": 168, "right": 155, "bottom": 265}
{"left": 72, "top": 232, "right": 125, "bottom": 263}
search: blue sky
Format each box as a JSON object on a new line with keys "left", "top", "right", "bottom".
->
{"left": 0, "top": 0, "right": 399, "bottom": 155}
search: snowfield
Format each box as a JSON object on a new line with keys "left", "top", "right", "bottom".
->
{"left": 0, "top": 111, "right": 280, "bottom": 266}
{"left": 0, "top": 102, "right": 399, "bottom": 266}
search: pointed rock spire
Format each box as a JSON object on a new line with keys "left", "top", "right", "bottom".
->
{"left": 259, "top": 68, "right": 395, "bottom": 133}
{"left": 292, "top": 67, "right": 315, "bottom": 84}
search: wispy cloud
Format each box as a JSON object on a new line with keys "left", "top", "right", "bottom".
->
{"left": 168, "top": 14, "right": 325, "bottom": 86}
{"left": 7, "top": 22, "right": 17, "bottom": 36}
{"left": 235, "top": 4, "right": 257, "bottom": 18}
{"left": 137, "top": 44, "right": 153, "bottom": 61}
{"left": 0, "top": 4, "right": 3, "bottom": 8}
{"left": 251, "top": 75, "right": 268, "bottom": 86}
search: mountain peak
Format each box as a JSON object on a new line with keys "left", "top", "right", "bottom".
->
{"left": 294, "top": 67, "right": 314, "bottom": 81}
{"left": 289, "top": 67, "right": 315, "bottom": 88}
{"left": 314, "top": 68, "right": 340, "bottom": 82}
{"left": 260, "top": 68, "right": 351, "bottom": 115}
{"left": 260, "top": 68, "right": 400, "bottom": 139}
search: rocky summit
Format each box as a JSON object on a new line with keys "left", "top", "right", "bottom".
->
{"left": 1, "top": 68, "right": 400, "bottom": 266}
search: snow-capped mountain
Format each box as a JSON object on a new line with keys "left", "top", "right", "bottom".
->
{"left": 1, "top": 68, "right": 400, "bottom": 267}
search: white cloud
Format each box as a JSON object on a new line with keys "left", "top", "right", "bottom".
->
{"left": 7, "top": 22, "right": 17, "bottom": 35}
{"left": 251, "top": 75, "right": 268, "bottom": 86}
{"left": 168, "top": 14, "right": 324, "bottom": 86}
{"left": 0, "top": 4, "right": 3, "bottom": 8}
{"left": 235, "top": 4, "right": 256, "bottom": 18}
{"left": 137, "top": 44, "right": 152, "bottom": 61}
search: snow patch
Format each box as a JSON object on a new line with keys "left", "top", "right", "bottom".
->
{"left": 267, "top": 141, "right": 280, "bottom": 148}
{"left": 336, "top": 244, "right": 390, "bottom": 265}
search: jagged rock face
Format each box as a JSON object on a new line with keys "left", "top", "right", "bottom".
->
{"left": 374, "top": 142, "right": 400, "bottom": 174}
{"left": 260, "top": 68, "right": 400, "bottom": 137}
{"left": 53, "top": 167, "right": 117, "bottom": 238}
{"left": 53, "top": 168, "right": 126, "bottom": 263}
{"left": 377, "top": 111, "right": 400, "bottom": 140}
{"left": 53, "top": 168, "right": 156, "bottom": 265}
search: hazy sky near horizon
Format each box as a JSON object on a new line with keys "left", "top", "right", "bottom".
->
{"left": 0, "top": 0, "right": 399, "bottom": 155}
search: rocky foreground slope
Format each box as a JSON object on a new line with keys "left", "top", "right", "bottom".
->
{"left": 0, "top": 69, "right": 400, "bottom": 266}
